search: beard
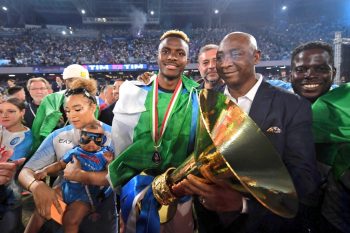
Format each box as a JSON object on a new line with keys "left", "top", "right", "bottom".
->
{"left": 203, "top": 73, "right": 219, "bottom": 84}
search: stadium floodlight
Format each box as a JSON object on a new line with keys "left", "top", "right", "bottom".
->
{"left": 2, "top": 6, "right": 7, "bottom": 11}
{"left": 150, "top": 10, "right": 154, "bottom": 15}
{"left": 282, "top": 5, "right": 287, "bottom": 11}
{"left": 214, "top": 9, "right": 219, "bottom": 14}
{"left": 8, "top": 74, "right": 15, "bottom": 77}
{"left": 62, "top": 31, "right": 67, "bottom": 35}
{"left": 69, "top": 30, "right": 73, "bottom": 35}
{"left": 81, "top": 9, "right": 86, "bottom": 15}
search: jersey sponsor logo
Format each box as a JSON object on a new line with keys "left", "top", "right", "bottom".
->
{"left": 10, "top": 137, "right": 20, "bottom": 145}
{"left": 59, "top": 138, "right": 72, "bottom": 144}
{"left": 79, "top": 153, "right": 100, "bottom": 164}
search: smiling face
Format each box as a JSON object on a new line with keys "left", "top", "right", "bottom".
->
{"left": 198, "top": 48, "right": 220, "bottom": 83}
{"left": 64, "top": 94, "right": 97, "bottom": 129}
{"left": 291, "top": 48, "right": 335, "bottom": 102}
{"left": 216, "top": 33, "right": 260, "bottom": 91}
{"left": 157, "top": 37, "right": 189, "bottom": 81}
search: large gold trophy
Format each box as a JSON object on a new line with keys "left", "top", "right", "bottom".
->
{"left": 152, "top": 90, "right": 298, "bottom": 221}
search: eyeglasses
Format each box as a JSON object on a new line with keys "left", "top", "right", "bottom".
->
{"left": 80, "top": 130, "right": 105, "bottom": 146}
{"left": 29, "top": 87, "right": 48, "bottom": 91}
{"left": 65, "top": 88, "right": 96, "bottom": 104}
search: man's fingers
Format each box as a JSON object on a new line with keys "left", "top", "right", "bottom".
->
{"left": 0, "top": 162, "right": 17, "bottom": 170}
{"left": 171, "top": 179, "right": 197, "bottom": 196}
{"left": 0, "top": 169, "right": 12, "bottom": 177}
{"left": 200, "top": 168, "right": 229, "bottom": 187}
{"left": 184, "top": 175, "right": 214, "bottom": 196}
{"left": 11, "top": 158, "right": 26, "bottom": 166}
{"left": 0, "top": 177, "right": 10, "bottom": 184}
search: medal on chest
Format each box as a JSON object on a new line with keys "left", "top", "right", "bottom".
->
{"left": 151, "top": 77, "right": 183, "bottom": 165}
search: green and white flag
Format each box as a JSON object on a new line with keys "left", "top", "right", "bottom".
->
{"left": 312, "top": 83, "right": 350, "bottom": 179}
{"left": 108, "top": 75, "right": 199, "bottom": 188}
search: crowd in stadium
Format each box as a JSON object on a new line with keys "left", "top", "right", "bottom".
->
{"left": 0, "top": 20, "right": 348, "bottom": 66}
{"left": 1, "top": 27, "right": 349, "bottom": 232}
{"left": 0, "top": 1, "right": 350, "bottom": 230}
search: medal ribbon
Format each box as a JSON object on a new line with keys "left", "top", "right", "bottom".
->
{"left": 151, "top": 77, "right": 183, "bottom": 150}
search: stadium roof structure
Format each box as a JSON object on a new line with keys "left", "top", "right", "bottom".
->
{"left": 0, "top": 0, "right": 346, "bottom": 27}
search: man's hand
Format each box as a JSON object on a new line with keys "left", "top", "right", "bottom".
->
{"left": 0, "top": 158, "right": 25, "bottom": 185}
{"left": 137, "top": 72, "right": 153, "bottom": 84}
{"left": 0, "top": 162, "right": 17, "bottom": 185}
{"left": 172, "top": 174, "right": 243, "bottom": 212}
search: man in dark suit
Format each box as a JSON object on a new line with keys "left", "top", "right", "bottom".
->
{"left": 173, "top": 32, "right": 320, "bottom": 233}
{"left": 98, "top": 79, "right": 124, "bottom": 126}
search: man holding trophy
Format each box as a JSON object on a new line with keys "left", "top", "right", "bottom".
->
{"left": 172, "top": 32, "right": 320, "bottom": 233}
{"left": 108, "top": 31, "right": 320, "bottom": 233}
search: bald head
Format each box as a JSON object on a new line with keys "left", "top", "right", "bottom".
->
{"left": 216, "top": 32, "right": 261, "bottom": 96}
{"left": 220, "top": 32, "right": 258, "bottom": 51}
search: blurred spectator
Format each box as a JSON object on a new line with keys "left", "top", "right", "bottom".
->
{"left": 7, "top": 86, "right": 26, "bottom": 102}
{"left": 0, "top": 21, "right": 348, "bottom": 66}
{"left": 51, "top": 76, "right": 65, "bottom": 92}
{"left": 7, "top": 79, "right": 16, "bottom": 88}
{"left": 98, "top": 79, "right": 124, "bottom": 126}
{"left": 24, "top": 77, "right": 52, "bottom": 128}
{"left": 102, "top": 85, "right": 115, "bottom": 106}
{"left": 31, "top": 64, "right": 91, "bottom": 151}
{"left": 0, "top": 97, "right": 33, "bottom": 233}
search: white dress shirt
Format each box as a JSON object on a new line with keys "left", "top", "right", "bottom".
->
{"left": 222, "top": 74, "right": 263, "bottom": 213}
{"left": 223, "top": 74, "right": 263, "bottom": 114}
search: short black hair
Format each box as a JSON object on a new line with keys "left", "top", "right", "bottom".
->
{"left": 7, "top": 86, "right": 24, "bottom": 96}
{"left": 291, "top": 41, "right": 334, "bottom": 68}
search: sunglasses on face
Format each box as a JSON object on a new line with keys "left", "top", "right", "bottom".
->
{"left": 80, "top": 130, "right": 105, "bottom": 146}
{"left": 65, "top": 88, "right": 97, "bottom": 104}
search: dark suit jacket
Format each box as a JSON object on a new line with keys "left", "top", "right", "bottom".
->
{"left": 98, "top": 102, "right": 116, "bottom": 126}
{"left": 24, "top": 101, "right": 39, "bottom": 129}
{"left": 196, "top": 81, "right": 320, "bottom": 233}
